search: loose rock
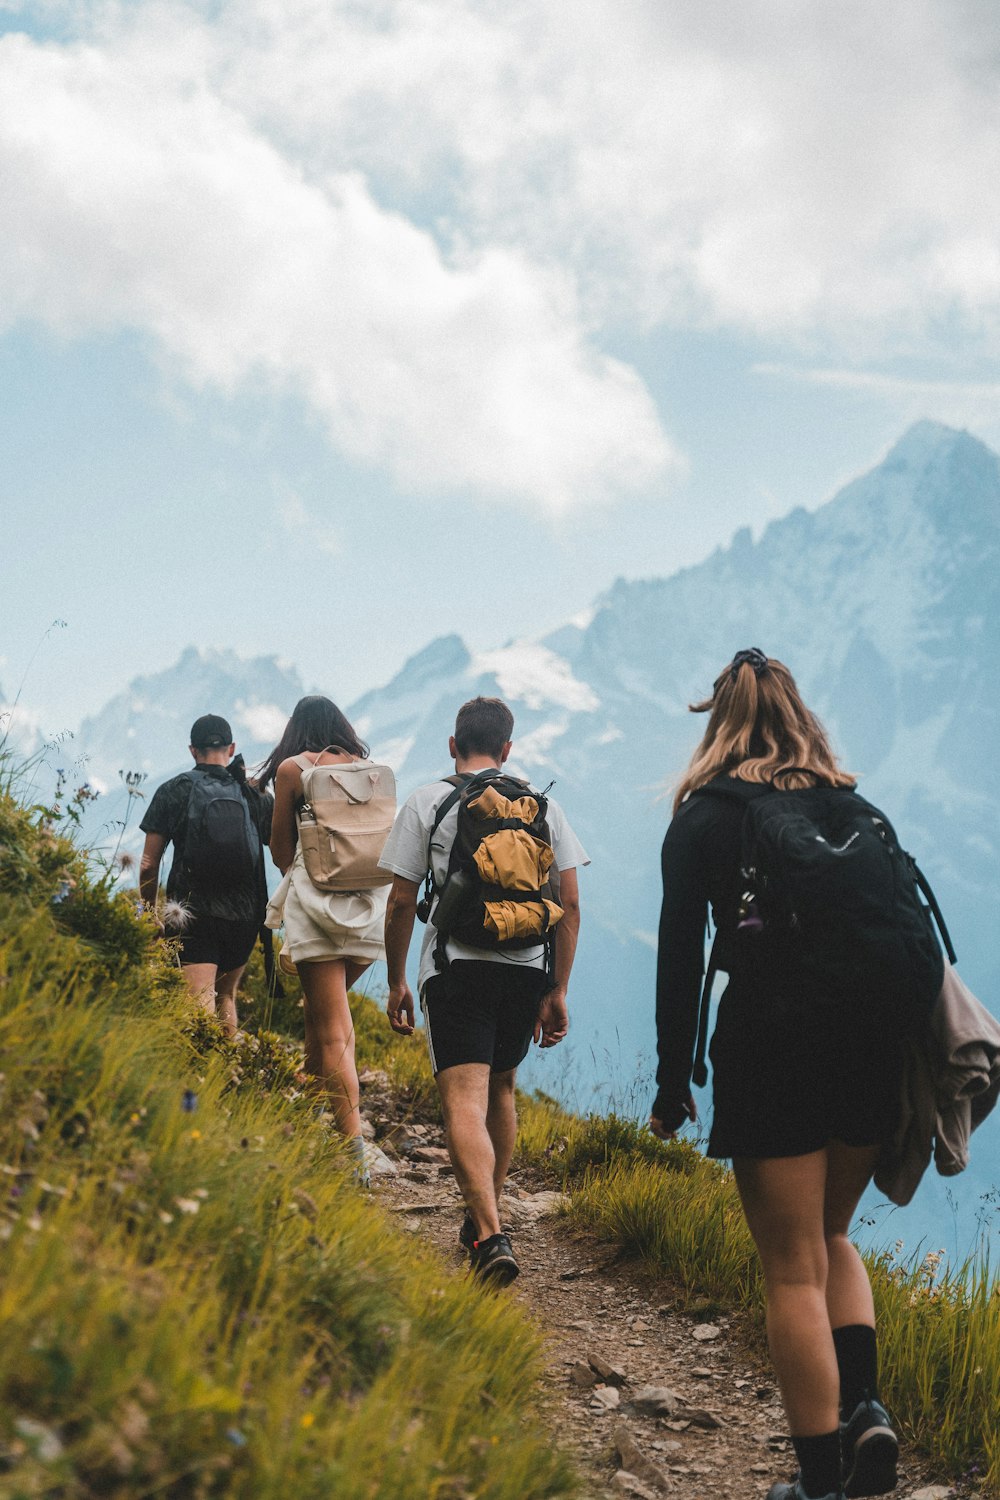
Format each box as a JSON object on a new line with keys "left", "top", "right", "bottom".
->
{"left": 589, "top": 1354, "right": 627, "bottom": 1387}
{"left": 612, "top": 1473, "right": 660, "bottom": 1499}
{"left": 692, "top": 1323, "right": 721, "bottom": 1342}
{"left": 630, "top": 1386, "right": 680, "bottom": 1417}
{"left": 613, "top": 1426, "right": 672, "bottom": 1493}
{"left": 590, "top": 1385, "right": 621, "bottom": 1411}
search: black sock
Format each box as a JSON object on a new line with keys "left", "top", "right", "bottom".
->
{"left": 791, "top": 1430, "right": 842, "bottom": 1498}
{"left": 832, "top": 1323, "right": 879, "bottom": 1418}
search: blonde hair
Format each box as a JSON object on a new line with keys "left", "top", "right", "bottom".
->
{"left": 672, "top": 653, "right": 855, "bottom": 813}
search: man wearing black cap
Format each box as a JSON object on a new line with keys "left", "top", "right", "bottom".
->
{"left": 138, "top": 714, "right": 272, "bottom": 1031}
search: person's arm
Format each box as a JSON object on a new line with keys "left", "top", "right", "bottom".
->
{"left": 138, "top": 831, "right": 167, "bottom": 914}
{"left": 268, "top": 759, "right": 301, "bottom": 875}
{"left": 534, "top": 866, "right": 579, "bottom": 1047}
{"left": 649, "top": 808, "right": 709, "bottom": 1138}
{"left": 384, "top": 875, "right": 418, "bottom": 1034}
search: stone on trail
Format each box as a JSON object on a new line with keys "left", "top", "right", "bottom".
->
{"left": 409, "top": 1146, "right": 451, "bottom": 1165}
{"left": 686, "top": 1407, "right": 724, "bottom": 1430}
{"left": 612, "top": 1471, "right": 661, "bottom": 1499}
{"left": 630, "top": 1386, "right": 680, "bottom": 1417}
{"left": 570, "top": 1362, "right": 599, "bottom": 1389}
{"left": 364, "top": 1144, "right": 399, "bottom": 1177}
{"left": 911, "top": 1489, "right": 953, "bottom": 1500}
{"left": 588, "top": 1354, "right": 627, "bottom": 1387}
{"left": 613, "top": 1426, "right": 672, "bottom": 1493}
{"left": 590, "top": 1385, "right": 621, "bottom": 1411}
{"left": 691, "top": 1323, "right": 721, "bottom": 1342}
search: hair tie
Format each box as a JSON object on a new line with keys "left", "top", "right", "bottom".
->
{"left": 730, "top": 647, "right": 769, "bottom": 681}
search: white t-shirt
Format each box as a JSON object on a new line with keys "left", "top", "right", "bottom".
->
{"left": 378, "top": 773, "right": 590, "bottom": 996}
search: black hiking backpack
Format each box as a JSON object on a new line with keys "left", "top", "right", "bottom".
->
{"left": 416, "top": 769, "right": 564, "bottom": 977}
{"left": 179, "top": 769, "right": 261, "bottom": 889}
{"left": 690, "top": 776, "right": 956, "bottom": 1086}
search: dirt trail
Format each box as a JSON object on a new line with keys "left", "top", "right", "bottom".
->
{"left": 361, "top": 1077, "right": 943, "bottom": 1500}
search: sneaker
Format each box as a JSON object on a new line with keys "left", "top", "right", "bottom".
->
{"left": 767, "top": 1481, "right": 843, "bottom": 1500}
{"left": 469, "top": 1232, "right": 519, "bottom": 1286}
{"left": 841, "top": 1399, "right": 899, "bottom": 1497}
{"left": 458, "top": 1210, "right": 476, "bottom": 1253}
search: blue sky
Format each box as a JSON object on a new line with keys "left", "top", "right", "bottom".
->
{"left": 3, "top": 0, "right": 1000, "bottom": 736}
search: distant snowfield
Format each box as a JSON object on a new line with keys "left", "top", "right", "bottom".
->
{"left": 470, "top": 642, "right": 599, "bottom": 713}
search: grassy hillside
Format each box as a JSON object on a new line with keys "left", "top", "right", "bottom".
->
{"left": 0, "top": 778, "right": 575, "bottom": 1499}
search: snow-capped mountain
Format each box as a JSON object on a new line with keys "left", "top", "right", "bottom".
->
{"left": 64, "top": 420, "right": 999, "bottom": 1250}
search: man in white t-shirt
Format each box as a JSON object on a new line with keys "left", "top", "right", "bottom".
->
{"left": 379, "top": 696, "right": 589, "bottom": 1285}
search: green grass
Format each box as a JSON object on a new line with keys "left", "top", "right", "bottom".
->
{"left": 0, "top": 780, "right": 575, "bottom": 1499}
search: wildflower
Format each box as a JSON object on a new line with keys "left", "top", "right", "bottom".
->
{"left": 174, "top": 1198, "right": 200, "bottom": 1215}
{"left": 226, "top": 1429, "right": 247, "bottom": 1448}
{"left": 189, "top": 1129, "right": 201, "bottom": 1140}
{"left": 129, "top": 1113, "right": 141, "bottom": 1125}
{"left": 300, "top": 1413, "right": 315, "bottom": 1429}
{"left": 181, "top": 1089, "right": 198, "bottom": 1113}
{"left": 118, "top": 769, "right": 148, "bottom": 799}
{"left": 117, "top": 851, "right": 135, "bottom": 872}
{"left": 158, "top": 1211, "right": 174, "bottom": 1225}
{"left": 161, "top": 899, "right": 193, "bottom": 932}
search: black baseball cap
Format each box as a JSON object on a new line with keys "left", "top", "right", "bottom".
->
{"left": 190, "top": 714, "right": 233, "bottom": 749}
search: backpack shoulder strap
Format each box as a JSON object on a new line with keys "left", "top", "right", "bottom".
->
{"left": 428, "top": 774, "right": 470, "bottom": 843}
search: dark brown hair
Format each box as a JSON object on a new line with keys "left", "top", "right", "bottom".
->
{"left": 672, "top": 653, "right": 855, "bottom": 812}
{"left": 255, "top": 695, "right": 369, "bottom": 790}
{"left": 454, "top": 696, "right": 514, "bottom": 760}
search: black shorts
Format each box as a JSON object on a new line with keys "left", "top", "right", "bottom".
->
{"left": 421, "top": 960, "right": 547, "bottom": 1076}
{"left": 706, "top": 981, "right": 904, "bottom": 1160}
{"left": 172, "top": 913, "right": 259, "bottom": 973}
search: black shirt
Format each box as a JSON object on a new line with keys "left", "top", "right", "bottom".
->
{"left": 140, "top": 764, "right": 273, "bottom": 923}
{"left": 654, "top": 780, "right": 748, "bottom": 1122}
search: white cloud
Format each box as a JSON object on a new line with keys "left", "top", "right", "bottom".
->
{"left": 755, "top": 365, "right": 1000, "bottom": 436}
{"left": 0, "top": 18, "right": 673, "bottom": 510}
{"left": 3, "top": 0, "right": 999, "bottom": 511}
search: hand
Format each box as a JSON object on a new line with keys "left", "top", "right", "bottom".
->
{"left": 534, "top": 986, "right": 568, "bottom": 1048}
{"left": 386, "top": 982, "right": 415, "bottom": 1035}
{"left": 649, "top": 1091, "right": 696, "bottom": 1139}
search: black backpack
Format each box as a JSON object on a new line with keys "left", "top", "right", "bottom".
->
{"left": 416, "top": 769, "right": 562, "bottom": 975}
{"left": 179, "top": 769, "right": 261, "bottom": 889}
{"left": 690, "top": 776, "right": 956, "bottom": 1085}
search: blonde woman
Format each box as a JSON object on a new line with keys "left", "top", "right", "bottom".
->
{"left": 651, "top": 650, "right": 901, "bottom": 1500}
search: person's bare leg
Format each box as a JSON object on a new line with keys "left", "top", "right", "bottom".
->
{"left": 181, "top": 962, "right": 219, "bottom": 1015}
{"left": 436, "top": 1063, "right": 499, "bottom": 1240}
{"left": 297, "top": 958, "right": 362, "bottom": 1136}
{"left": 214, "top": 964, "right": 247, "bottom": 1037}
{"left": 486, "top": 1068, "right": 518, "bottom": 1202}
{"left": 824, "top": 1140, "right": 879, "bottom": 1328}
{"left": 734, "top": 1151, "right": 839, "bottom": 1436}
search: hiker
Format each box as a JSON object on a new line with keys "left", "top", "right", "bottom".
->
{"left": 259, "top": 696, "right": 392, "bottom": 1173}
{"left": 380, "top": 696, "right": 588, "bottom": 1284}
{"left": 650, "top": 650, "right": 946, "bottom": 1500}
{"left": 139, "top": 714, "right": 271, "bottom": 1034}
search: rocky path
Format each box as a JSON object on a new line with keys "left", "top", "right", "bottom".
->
{"left": 360, "top": 1075, "right": 944, "bottom": 1500}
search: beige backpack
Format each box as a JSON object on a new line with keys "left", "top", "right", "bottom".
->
{"left": 295, "top": 754, "right": 396, "bottom": 892}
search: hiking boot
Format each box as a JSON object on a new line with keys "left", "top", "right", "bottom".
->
{"left": 767, "top": 1480, "right": 843, "bottom": 1500}
{"left": 458, "top": 1210, "right": 476, "bottom": 1254}
{"left": 841, "top": 1399, "right": 898, "bottom": 1497}
{"left": 469, "top": 1232, "right": 519, "bottom": 1286}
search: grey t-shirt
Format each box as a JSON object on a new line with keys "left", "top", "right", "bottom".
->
{"left": 378, "top": 774, "right": 590, "bottom": 996}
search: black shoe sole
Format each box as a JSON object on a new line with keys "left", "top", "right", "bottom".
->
{"left": 472, "top": 1256, "right": 520, "bottom": 1287}
{"left": 845, "top": 1429, "right": 899, "bottom": 1497}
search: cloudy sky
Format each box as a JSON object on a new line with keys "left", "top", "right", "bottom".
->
{"left": 2, "top": 0, "right": 999, "bottom": 733}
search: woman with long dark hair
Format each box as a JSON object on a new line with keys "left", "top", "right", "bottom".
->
{"left": 260, "top": 696, "right": 386, "bottom": 1175}
{"left": 651, "top": 650, "right": 901, "bottom": 1500}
